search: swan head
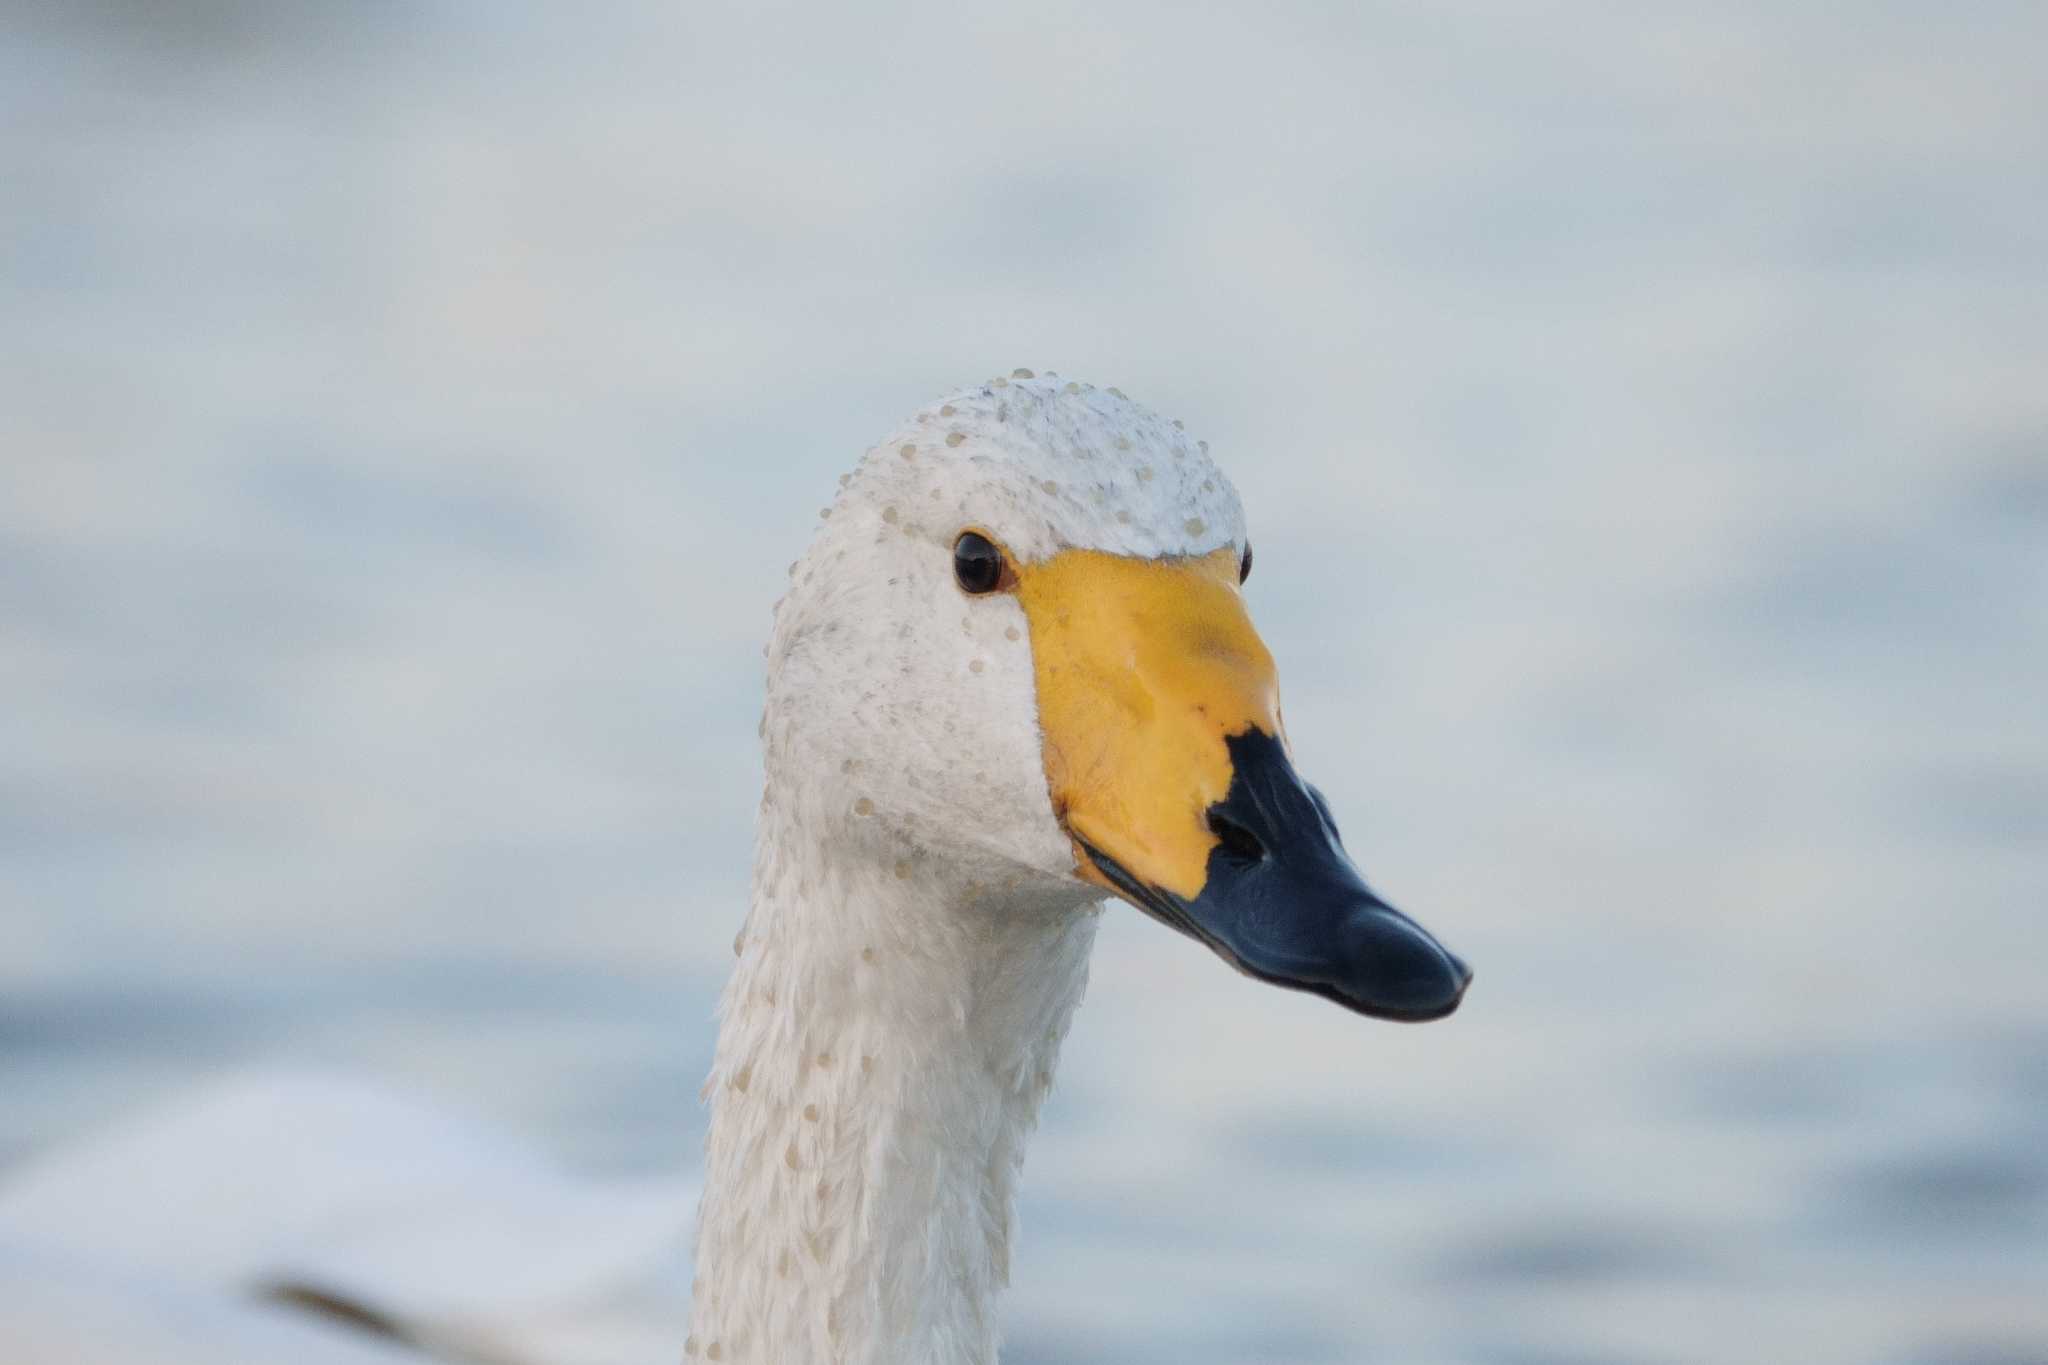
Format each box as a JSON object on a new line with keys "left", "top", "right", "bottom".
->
{"left": 764, "top": 373, "right": 1469, "bottom": 1022}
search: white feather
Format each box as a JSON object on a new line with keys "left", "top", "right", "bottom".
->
{"left": 0, "top": 1236, "right": 425, "bottom": 1365}
{"left": 0, "top": 1070, "right": 697, "bottom": 1365}
{"left": 687, "top": 375, "right": 1246, "bottom": 1364}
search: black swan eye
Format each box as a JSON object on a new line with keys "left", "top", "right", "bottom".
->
{"left": 1239, "top": 543, "right": 1253, "bottom": 584}
{"left": 953, "top": 531, "right": 1006, "bottom": 594}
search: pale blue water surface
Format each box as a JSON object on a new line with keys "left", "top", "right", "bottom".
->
{"left": 3, "top": 4, "right": 2046, "bottom": 1362}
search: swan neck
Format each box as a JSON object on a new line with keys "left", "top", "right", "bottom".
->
{"left": 687, "top": 803, "right": 1097, "bottom": 1365}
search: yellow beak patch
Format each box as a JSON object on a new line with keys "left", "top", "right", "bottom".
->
{"left": 1015, "top": 546, "right": 1281, "bottom": 901}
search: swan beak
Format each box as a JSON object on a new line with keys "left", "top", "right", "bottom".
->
{"left": 1017, "top": 546, "right": 1471, "bottom": 1022}
{"left": 1072, "top": 729, "right": 1471, "bottom": 1022}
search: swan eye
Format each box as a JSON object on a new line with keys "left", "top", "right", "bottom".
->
{"left": 953, "top": 531, "right": 1007, "bottom": 595}
{"left": 1239, "top": 543, "right": 1253, "bottom": 584}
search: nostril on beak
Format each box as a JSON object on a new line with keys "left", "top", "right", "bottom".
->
{"left": 1207, "top": 812, "right": 1266, "bottom": 864}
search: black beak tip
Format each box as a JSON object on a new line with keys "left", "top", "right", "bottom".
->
{"left": 1336, "top": 908, "right": 1473, "bottom": 1022}
{"left": 1398, "top": 949, "right": 1473, "bottom": 1022}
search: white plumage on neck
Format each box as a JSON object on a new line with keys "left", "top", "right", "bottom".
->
{"left": 688, "top": 796, "right": 1098, "bottom": 1364}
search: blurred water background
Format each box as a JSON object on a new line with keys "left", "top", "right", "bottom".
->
{"left": 4, "top": 3, "right": 2046, "bottom": 1362}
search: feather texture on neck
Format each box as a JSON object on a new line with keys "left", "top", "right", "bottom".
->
{"left": 687, "top": 789, "right": 1098, "bottom": 1365}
